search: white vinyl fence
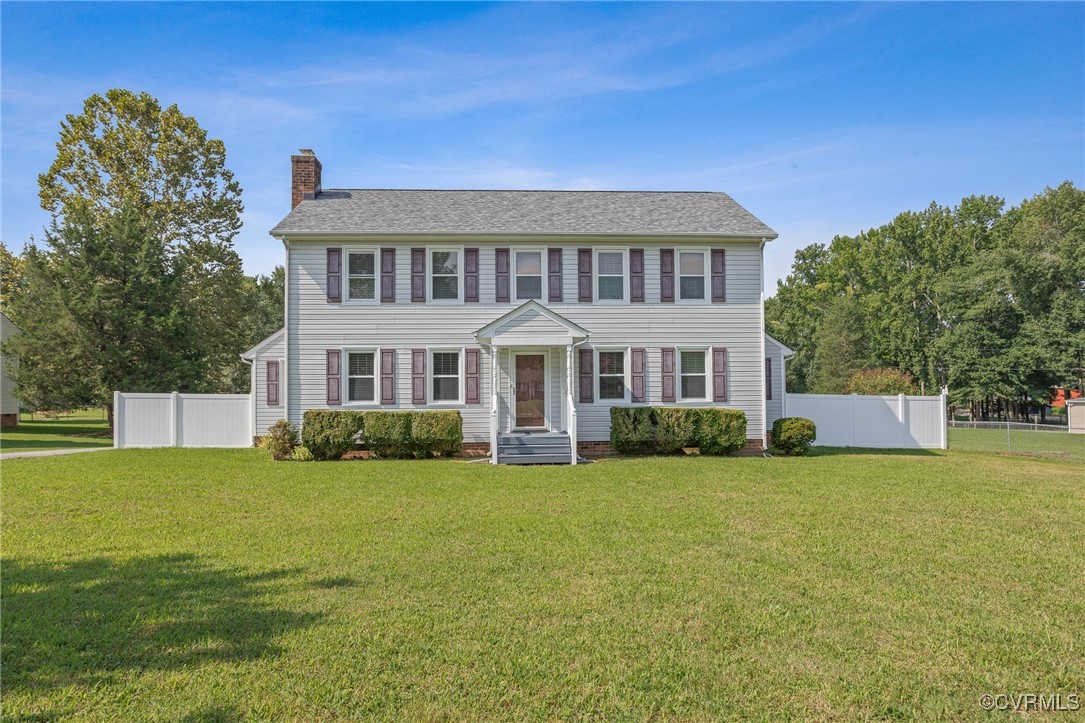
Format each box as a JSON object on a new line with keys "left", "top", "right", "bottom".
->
{"left": 785, "top": 392, "right": 947, "bottom": 449}
{"left": 114, "top": 391, "right": 252, "bottom": 448}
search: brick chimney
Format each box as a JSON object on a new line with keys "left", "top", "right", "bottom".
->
{"left": 291, "top": 149, "right": 322, "bottom": 209}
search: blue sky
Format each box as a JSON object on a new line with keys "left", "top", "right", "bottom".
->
{"left": 2, "top": 2, "right": 1082, "bottom": 293}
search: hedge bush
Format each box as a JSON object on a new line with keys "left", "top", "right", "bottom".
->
{"left": 408, "top": 410, "right": 463, "bottom": 457}
{"left": 610, "top": 407, "right": 747, "bottom": 456}
{"left": 263, "top": 419, "right": 297, "bottom": 461}
{"left": 772, "top": 417, "right": 816, "bottom": 455}
{"left": 363, "top": 411, "right": 416, "bottom": 458}
{"left": 302, "top": 410, "right": 365, "bottom": 461}
{"left": 292, "top": 445, "right": 314, "bottom": 462}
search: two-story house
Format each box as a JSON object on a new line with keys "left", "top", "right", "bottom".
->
{"left": 244, "top": 150, "right": 789, "bottom": 463}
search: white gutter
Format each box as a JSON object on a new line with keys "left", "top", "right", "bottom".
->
{"left": 760, "top": 237, "right": 768, "bottom": 449}
{"left": 270, "top": 230, "right": 779, "bottom": 242}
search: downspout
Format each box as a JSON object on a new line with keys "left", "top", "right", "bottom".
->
{"left": 282, "top": 238, "right": 292, "bottom": 429}
{"left": 759, "top": 237, "right": 768, "bottom": 450}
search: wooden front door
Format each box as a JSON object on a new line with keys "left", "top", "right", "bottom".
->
{"left": 515, "top": 354, "right": 546, "bottom": 428}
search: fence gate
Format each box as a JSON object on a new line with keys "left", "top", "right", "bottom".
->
{"left": 784, "top": 393, "right": 947, "bottom": 449}
{"left": 114, "top": 391, "right": 252, "bottom": 448}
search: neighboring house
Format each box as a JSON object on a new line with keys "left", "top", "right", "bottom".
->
{"left": 247, "top": 149, "right": 781, "bottom": 463}
{"left": 1, "top": 312, "right": 20, "bottom": 427}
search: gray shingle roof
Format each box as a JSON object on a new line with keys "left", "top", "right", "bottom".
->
{"left": 270, "top": 189, "right": 776, "bottom": 238}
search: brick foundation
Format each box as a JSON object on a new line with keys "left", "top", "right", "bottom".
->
{"left": 460, "top": 442, "right": 490, "bottom": 457}
{"left": 577, "top": 440, "right": 618, "bottom": 457}
{"left": 1, "top": 413, "right": 17, "bottom": 428}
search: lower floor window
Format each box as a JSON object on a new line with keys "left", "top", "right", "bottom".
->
{"left": 598, "top": 350, "right": 626, "bottom": 400}
{"left": 680, "top": 350, "right": 707, "bottom": 400}
{"left": 432, "top": 351, "right": 461, "bottom": 402}
{"left": 348, "top": 352, "right": 375, "bottom": 402}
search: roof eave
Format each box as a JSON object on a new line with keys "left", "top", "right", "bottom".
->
{"left": 270, "top": 229, "right": 777, "bottom": 241}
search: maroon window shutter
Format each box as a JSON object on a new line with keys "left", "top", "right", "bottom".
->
{"left": 578, "top": 249, "right": 592, "bottom": 302}
{"left": 660, "top": 249, "right": 674, "bottom": 303}
{"left": 630, "top": 348, "right": 646, "bottom": 403}
{"left": 661, "top": 348, "right": 676, "bottom": 403}
{"left": 713, "top": 348, "right": 728, "bottom": 402}
{"left": 465, "top": 348, "right": 480, "bottom": 404}
{"left": 380, "top": 349, "right": 396, "bottom": 404}
{"left": 630, "top": 249, "right": 645, "bottom": 302}
{"left": 326, "top": 350, "right": 341, "bottom": 406}
{"left": 266, "top": 360, "right": 280, "bottom": 406}
{"left": 464, "top": 248, "right": 479, "bottom": 302}
{"left": 411, "top": 349, "right": 426, "bottom": 404}
{"left": 495, "top": 248, "right": 510, "bottom": 302}
{"left": 765, "top": 357, "right": 773, "bottom": 401}
{"left": 711, "top": 249, "right": 727, "bottom": 302}
{"left": 411, "top": 248, "right": 425, "bottom": 302}
{"left": 578, "top": 347, "right": 594, "bottom": 403}
{"left": 380, "top": 248, "right": 396, "bottom": 303}
{"left": 326, "top": 248, "right": 342, "bottom": 303}
{"left": 548, "top": 248, "right": 563, "bottom": 302}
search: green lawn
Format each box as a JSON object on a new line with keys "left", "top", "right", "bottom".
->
{"left": 0, "top": 409, "right": 112, "bottom": 453}
{"left": 3, "top": 450, "right": 1083, "bottom": 720}
{"left": 949, "top": 426, "right": 1085, "bottom": 462}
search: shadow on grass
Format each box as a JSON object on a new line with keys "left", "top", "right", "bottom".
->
{"left": 800, "top": 446, "right": 940, "bottom": 458}
{"left": 0, "top": 417, "right": 113, "bottom": 452}
{"left": 1, "top": 553, "right": 321, "bottom": 695}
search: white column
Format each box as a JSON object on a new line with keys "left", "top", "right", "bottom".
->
{"left": 567, "top": 343, "right": 577, "bottom": 465}
{"left": 490, "top": 346, "right": 499, "bottom": 464}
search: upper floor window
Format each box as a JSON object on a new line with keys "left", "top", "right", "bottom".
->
{"left": 430, "top": 250, "right": 460, "bottom": 301}
{"left": 596, "top": 250, "right": 626, "bottom": 302}
{"left": 432, "top": 350, "right": 461, "bottom": 402}
{"left": 515, "top": 251, "right": 543, "bottom": 300}
{"left": 679, "top": 251, "right": 706, "bottom": 301}
{"left": 348, "top": 351, "right": 376, "bottom": 402}
{"left": 598, "top": 350, "right": 627, "bottom": 400}
{"left": 680, "top": 350, "right": 708, "bottom": 401}
{"left": 348, "top": 251, "right": 376, "bottom": 301}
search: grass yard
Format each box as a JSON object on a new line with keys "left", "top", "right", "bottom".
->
{"left": 0, "top": 409, "right": 112, "bottom": 453}
{"left": 3, "top": 449, "right": 1083, "bottom": 720}
{"left": 948, "top": 426, "right": 1085, "bottom": 462}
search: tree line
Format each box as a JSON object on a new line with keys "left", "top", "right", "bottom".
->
{"left": 765, "top": 182, "right": 1085, "bottom": 420}
{"left": 0, "top": 89, "right": 283, "bottom": 428}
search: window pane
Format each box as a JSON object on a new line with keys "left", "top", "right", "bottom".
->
{"left": 679, "top": 252, "right": 704, "bottom": 276}
{"left": 680, "top": 351, "right": 705, "bottom": 374}
{"left": 432, "top": 251, "right": 458, "bottom": 276}
{"left": 432, "top": 276, "right": 458, "bottom": 300}
{"left": 599, "top": 276, "right": 624, "bottom": 300}
{"left": 599, "top": 376, "right": 625, "bottom": 400}
{"left": 349, "top": 253, "right": 374, "bottom": 276}
{"left": 349, "top": 353, "right": 374, "bottom": 376}
{"left": 433, "top": 377, "right": 459, "bottom": 402}
{"left": 515, "top": 252, "right": 542, "bottom": 275}
{"left": 597, "top": 252, "right": 624, "bottom": 275}
{"left": 679, "top": 277, "right": 705, "bottom": 300}
{"left": 349, "top": 378, "right": 374, "bottom": 402}
{"left": 516, "top": 275, "right": 542, "bottom": 300}
{"left": 433, "top": 352, "right": 459, "bottom": 376}
{"left": 681, "top": 375, "right": 706, "bottom": 400}
{"left": 349, "top": 278, "right": 375, "bottom": 299}
{"left": 598, "top": 351, "right": 624, "bottom": 375}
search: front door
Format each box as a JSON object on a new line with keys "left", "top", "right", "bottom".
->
{"left": 515, "top": 354, "right": 546, "bottom": 428}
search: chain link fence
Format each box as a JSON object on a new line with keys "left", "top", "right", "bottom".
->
{"left": 948, "top": 420, "right": 1085, "bottom": 463}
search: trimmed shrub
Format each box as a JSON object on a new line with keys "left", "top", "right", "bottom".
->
{"left": 610, "top": 407, "right": 654, "bottom": 454}
{"left": 363, "top": 411, "right": 414, "bottom": 458}
{"left": 409, "top": 410, "right": 463, "bottom": 457}
{"left": 263, "top": 419, "right": 297, "bottom": 461}
{"left": 772, "top": 417, "right": 816, "bottom": 456}
{"left": 654, "top": 407, "right": 697, "bottom": 454}
{"left": 302, "top": 409, "right": 365, "bottom": 461}
{"left": 292, "top": 445, "right": 314, "bottom": 462}
{"left": 695, "top": 408, "right": 747, "bottom": 455}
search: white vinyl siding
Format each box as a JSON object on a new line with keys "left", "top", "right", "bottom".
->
{"left": 251, "top": 333, "right": 285, "bottom": 437}
{"left": 764, "top": 336, "right": 787, "bottom": 426}
{"left": 286, "top": 239, "right": 766, "bottom": 443}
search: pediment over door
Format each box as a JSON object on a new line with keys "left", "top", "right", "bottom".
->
{"left": 474, "top": 300, "right": 590, "bottom": 346}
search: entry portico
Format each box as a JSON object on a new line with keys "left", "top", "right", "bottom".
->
{"left": 474, "top": 301, "right": 590, "bottom": 464}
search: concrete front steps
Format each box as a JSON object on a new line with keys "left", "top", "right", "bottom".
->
{"left": 496, "top": 432, "right": 577, "bottom": 465}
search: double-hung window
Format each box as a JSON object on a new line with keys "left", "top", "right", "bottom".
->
{"left": 430, "top": 250, "right": 460, "bottom": 301}
{"left": 432, "top": 350, "right": 461, "bottom": 403}
{"left": 679, "top": 350, "right": 708, "bottom": 401}
{"left": 347, "top": 250, "right": 377, "bottom": 301}
{"left": 596, "top": 250, "right": 626, "bottom": 302}
{"left": 679, "top": 251, "right": 706, "bottom": 301}
{"left": 515, "top": 251, "right": 543, "bottom": 300}
{"left": 598, "top": 350, "right": 627, "bottom": 400}
{"left": 347, "top": 351, "right": 376, "bottom": 403}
